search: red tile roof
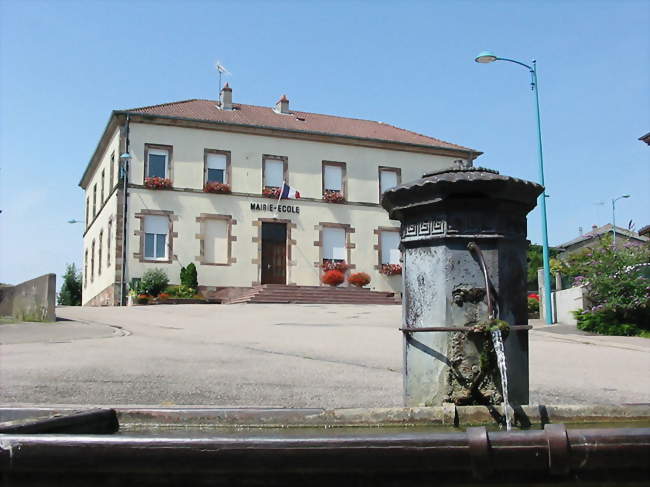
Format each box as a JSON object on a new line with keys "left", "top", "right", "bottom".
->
{"left": 125, "top": 99, "right": 477, "bottom": 153}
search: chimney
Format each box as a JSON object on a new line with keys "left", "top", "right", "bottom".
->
{"left": 220, "top": 83, "right": 232, "bottom": 110}
{"left": 592, "top": 224, "right": 598, "bottom": 232}
{"left": 275, "top": 94, "right": 289, "bottom": 114}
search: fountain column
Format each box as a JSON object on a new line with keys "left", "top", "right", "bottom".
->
{"left": 381, "top": 166, "right": 542, "bottom": 407}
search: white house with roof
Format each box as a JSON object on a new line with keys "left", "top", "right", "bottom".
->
{"left": 79, "top": 84, "right": 480, "bottom": 305}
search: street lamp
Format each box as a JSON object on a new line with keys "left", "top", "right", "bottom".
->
{"left": 612, "top": 194, "right": 631, "bottom": 247}
{"left": 475, "top": 50, "right": 554, "bottom": 325}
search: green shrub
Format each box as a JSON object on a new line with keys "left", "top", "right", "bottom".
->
{"left": 140, "top": 269, "right": 169, "bottom": 297}
{"left": 527, "top": 297, "right": 539, "bottom": 314}
{"left": 180, "top": 263, "right": 198, "bottom": 289}
{"left": 574, "top": 308, "right": 641, "bottom": 336}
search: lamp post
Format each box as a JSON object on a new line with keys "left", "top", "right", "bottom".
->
{"left": 612, "top": 194, "right": 631, "bottom": 247}
{"left": 474, "top": 51, "right": 554, "bottom": 325}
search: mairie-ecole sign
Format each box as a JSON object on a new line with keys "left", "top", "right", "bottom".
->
{"left": 250, "top": 202, "right": 300, "bottom": 214}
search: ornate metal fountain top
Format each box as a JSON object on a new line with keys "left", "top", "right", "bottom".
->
{"left": 381, "top": 166, "right": 543, "bottom": 221}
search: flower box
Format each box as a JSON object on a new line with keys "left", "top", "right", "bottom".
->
{"left": 379, "top": 264, "right": 402, "bottom": 276}
{"left": 323, "top": 190, "right": 345, "bottom": 204}
{"left": 144, "top": 177, "right": 172, "bottom": 190}
{"left": 263, "top": 186, "right": 281, "bottom": 198}
{"left": 348, "top": 272, "right": 371, "bottom": 287}
{"left": 322, "top": 270, "right": 345, "bottom": 287}
{"left": 204, "top": 182, "right": 232, "bottom": 194}
{"left": 321, "top": 260, "right": 350, "bottom": 272}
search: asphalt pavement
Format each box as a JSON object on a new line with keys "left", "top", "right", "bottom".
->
{"left": 1, "top": 305, "right": 648, "bottom": 407}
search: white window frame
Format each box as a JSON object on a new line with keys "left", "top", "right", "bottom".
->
{"left": 144, "top": 215, "right": 169, "bottom": 261}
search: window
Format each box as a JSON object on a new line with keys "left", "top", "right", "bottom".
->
{"left": 263, "top": 155, "right": 287, "bottom": 189}
{"left": 322, "top": 161, "right": 346, "bottom": 197}
{"left": 92, "top": 184, "right": 97, "bottom": 217}
{"left": 101, "top": 170, "right": 105, "bottom": 204}
{"left": 91, "top": 240, "right": 95, "bottom": 283}
{"left": 85, "top": 197, "right": 89, "bottom": 228}
{"left": 84, "top": 249, "right": 88, "bottom": 288}
{"left": 107, "top": 219, "right": 112, "bottom": 267}
{"left": 144, "top": 215, "right": 169, "bottom": 260}
{"left": 379, "top": 167, "right": 401, "bottom": 197}
{"left": 144, "top": 144, "right": 172, "bottom": 180}
{"left": 204, "top": 218, "right": 229, "bottom": 264}
{"left": 379, "top": 230, "right": 401, "bottom": 265}
{"left": 109, "top": 152, "right": 115, "bottom": 190}
{"left": 98, "top": 231, "right": 103, "bottom": 276}
{"left": 322, "top": 227, "right": 346, "bottom": 262}
{"left": 204, "top": 150, "right": 230, "bottom": 185}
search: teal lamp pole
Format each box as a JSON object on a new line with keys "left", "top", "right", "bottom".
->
{"left": 475, "top": 51, "right": 553, "bottom": 324}
{"left": 612, "top": 194, "right": 630, "bottom": 247}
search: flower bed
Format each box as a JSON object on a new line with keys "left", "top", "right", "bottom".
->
{"left": 262, "top": 186, "right": 281, "bottom": 198}
{"left": 323, "top": 190, "right": 345, "bottom": 204}
{"left": 321, "top": 260, "right": 350, "bottom": 273}
{"left": 204, "top": 182, "right": 231, "bottom": 194}
{"left": 379, "top": 264, "right": 402, "bottom": 276}
{"left": 144, "top": 177, "right": 172, "bottom": 190}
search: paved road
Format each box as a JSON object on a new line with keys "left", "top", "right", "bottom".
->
{"left": 1, "top": 305, "right": 648, "bottom": 407}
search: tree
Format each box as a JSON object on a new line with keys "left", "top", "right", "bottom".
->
{"left": 180, "top": 263, "right": 198, "bottom": 290}
{"left": 58, "top": 263, "right": 82, "bottom": 306}
{"left": 527, "top": 244, "right": 561, "bottom": 291}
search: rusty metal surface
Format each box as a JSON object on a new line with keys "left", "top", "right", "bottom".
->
{"left": 400, "top": 326, "right": 532, "bottom": 333}
{"left": 0, "top": 408, "right": 118, "bottom": 435}
{"left": 0, "top": 426, "right": 648, "bottom": 485}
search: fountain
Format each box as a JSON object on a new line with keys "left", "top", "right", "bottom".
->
{"left": 381, "top": 165, "right": 543, "bottom": 415}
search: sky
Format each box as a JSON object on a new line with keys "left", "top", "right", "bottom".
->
{"left": 0, "top": 0, "right": 648, "bottom": 288}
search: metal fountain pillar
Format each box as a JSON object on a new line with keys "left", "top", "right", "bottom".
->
{"left": 381, "top": 166, "right": 543, "bottom": 407}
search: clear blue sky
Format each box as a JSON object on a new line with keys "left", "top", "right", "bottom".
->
{"left": 1, "top": 0, "right": 648, "bottom": 287}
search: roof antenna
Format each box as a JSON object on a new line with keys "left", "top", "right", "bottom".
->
{"left": 215, "top": 61, "right": 231, "bottom": 94}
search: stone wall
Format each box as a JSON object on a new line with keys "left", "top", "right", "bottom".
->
{"left": 85, "top": 282, "right": 119, "bottom": 306}
{"left": 0, "top": 274, "right": 56, "bottom": 322}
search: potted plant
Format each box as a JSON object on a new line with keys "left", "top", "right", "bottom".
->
{"left": 348, "top": 272, "right": 371, "bottom": 288}
{"left": 136, "top": 293, "right": 152, "bottom": 304}
{"left": 322, "top": 270, "right": 345, "bottom": 287}
{"left": 144, "top": 177, "right": 172, "bottom": 189}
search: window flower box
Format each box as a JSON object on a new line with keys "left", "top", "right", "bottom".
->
{"left": 321, "top": 260, "right": 350, "bottom": 273}
{"left": 204, "top": 182, "right": 231, "bottom": 194}
{"left": 144, "top": 177, "right": 172, "bottom": 190}
{"left": 263, "top": 186, "right": 281, "bottom": 199}
{"left": 348, "top": 272, "right": 371, "bottom": 288}
{"left": 380, "top": 263, "right": 402, "bottom": 276}
{"left": 323, "top": 190, "right": 345, "bottom": 204}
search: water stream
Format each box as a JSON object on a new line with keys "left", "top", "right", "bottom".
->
{"left": 490, "top": 330, "right": 511, "bottom": 430}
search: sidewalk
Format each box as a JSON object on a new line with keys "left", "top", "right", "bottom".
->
{"left": 529, "top": 319, "right": 650, "bottom": 352}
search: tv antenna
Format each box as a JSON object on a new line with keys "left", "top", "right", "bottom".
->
{"left": 215, "top": 61, "right": 231, "bottom": 91}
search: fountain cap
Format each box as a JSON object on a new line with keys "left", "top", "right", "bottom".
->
{"left": 381, "top": 165, "right": 543, "bottom": 220}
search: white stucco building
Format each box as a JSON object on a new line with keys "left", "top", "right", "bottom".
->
{"left": 79, "top": 85, "right": 480, "bottom": 305}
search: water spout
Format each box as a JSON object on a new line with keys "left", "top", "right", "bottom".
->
{"left": 491, "top": 329, "right": 511, "bottom": 430}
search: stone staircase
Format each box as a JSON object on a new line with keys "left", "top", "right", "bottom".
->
{"left": 224, "top": 285, "right": 400, "bottom": 305}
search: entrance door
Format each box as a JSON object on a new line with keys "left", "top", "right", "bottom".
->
{"left": 261, "top": 222, "right": 287, "bottom": 284}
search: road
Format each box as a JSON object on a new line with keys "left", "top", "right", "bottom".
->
{"left": 1, "top": 304, "right": 648, "bottom": 407}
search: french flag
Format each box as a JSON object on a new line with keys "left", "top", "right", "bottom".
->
{"left": 280, "top": 182, "right": 300, "bottom": 199}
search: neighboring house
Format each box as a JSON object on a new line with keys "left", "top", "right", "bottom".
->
{"left": 79, "top": 84, "right": 480, "bottom": 306}
{"left": 639, "top": 225, "right": 650, "bottom": 238}
{"left": 639, "top": 132, "right": 650, "bottom": 146}
{"left": 557, "top": 223, "right": 649, "bottom": 257}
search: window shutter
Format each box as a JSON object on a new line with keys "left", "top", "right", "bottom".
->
{"left": 381, "top": 231, "right": 401, "bottom": 264}
{"left": 323, "top": 165, "right": 343, "bottom": 191}
{"left": 323, "top": 227, "right": 346, "bottom": 260}
{"left": 144, "top": 215, "right": 168, "bottom": 235}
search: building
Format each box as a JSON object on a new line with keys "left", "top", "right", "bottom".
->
{"left": 79, "top": 85, "right": 480, "bottom": 305}
{"left": 557, "top": 223, "right": 649, "bottom": 257}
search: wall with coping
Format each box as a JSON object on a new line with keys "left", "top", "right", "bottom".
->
{"left": 0, "top": 274, "right": 56, "bottom": 322}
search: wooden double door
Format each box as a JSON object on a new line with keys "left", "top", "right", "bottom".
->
{"left": 261, "top": 222, "right": 287, "bottom": 284}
